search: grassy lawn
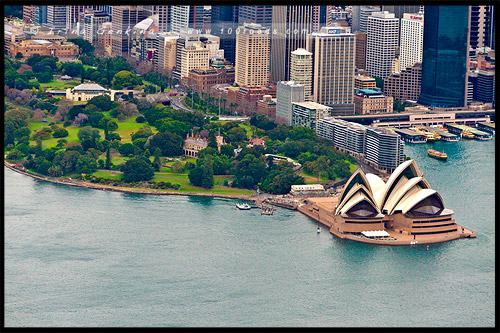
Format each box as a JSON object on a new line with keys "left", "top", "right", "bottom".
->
{"left": 40, "top": 80, "right": 81, "bottom": 90}
{"left": 114, "top": 116, "right": 156, "bottom": 143}
{"left": 91, "top": 170, "right": 248, "bottom": 195}
{"left": 93, "top": 170, "right": 122, "bottom": 180}
{"left": 300, "top": 170, "right": 329, "bottom": 184}
{"left": 238, "top": 123, "right": 254, "bottom": 138}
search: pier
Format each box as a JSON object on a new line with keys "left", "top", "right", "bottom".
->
{"left": 445, "top": 123, "right": 492, "bottom": 140}
{"left": 477, "top": 122, "right": 495, "bottom": 134}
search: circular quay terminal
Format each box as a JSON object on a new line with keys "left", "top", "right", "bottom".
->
{"left": 298, "top": 159, "right": 476, "bottom": 245}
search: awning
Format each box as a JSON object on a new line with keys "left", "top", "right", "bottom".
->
{"left": 361, "top": 230, "right": 390, "bottom": 238}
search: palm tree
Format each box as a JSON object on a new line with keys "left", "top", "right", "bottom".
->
{"left": 222, "top": 98, "right": 227, "bottom": 112}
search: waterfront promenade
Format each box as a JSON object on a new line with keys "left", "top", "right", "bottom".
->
{"left": 297, "top": 196, "right": 476, "bottom": 246}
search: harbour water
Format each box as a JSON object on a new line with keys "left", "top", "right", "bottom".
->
{"left": 4, "top": 138, "right": 495, "bottom": 327}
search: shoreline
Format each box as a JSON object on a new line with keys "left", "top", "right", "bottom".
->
{"left": 4, "top": 160, "right": 257, "bottom": 202}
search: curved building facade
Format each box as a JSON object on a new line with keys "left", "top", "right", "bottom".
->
{"left": 327, "top": 159, "right": 474, "bottom": 244}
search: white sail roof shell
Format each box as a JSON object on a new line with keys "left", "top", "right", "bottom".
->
{"left": 393, "top": 188, "right": 441, "bottom": 214}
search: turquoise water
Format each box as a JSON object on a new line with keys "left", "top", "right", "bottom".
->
{"left": 4, "top": 138, "right": 495, "bottom": 327}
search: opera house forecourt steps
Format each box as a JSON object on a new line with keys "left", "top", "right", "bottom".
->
{"left": 298, "top": 160, "right": 476, "bottom": 245}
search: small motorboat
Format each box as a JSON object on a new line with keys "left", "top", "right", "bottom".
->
{"left": 236, "top": 203, "right": 252, "bottom": 210}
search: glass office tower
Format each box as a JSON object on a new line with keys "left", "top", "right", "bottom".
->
{"left": 418, "top": 6, "right": 469, "bottom": 108}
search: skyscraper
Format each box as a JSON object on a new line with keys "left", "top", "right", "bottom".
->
{"left": 290, "top": 48, "right": 313, "bottom": 101}
{"left": 234, "top": 23, "right": 270, "bottom": 88}
{"left": 276, "top": 81, "right": 305, "bottom": 125}
{"left": 366, "top": 11, "right": 399, "bottom": 79}
{"left": 170, "top": 6, "right": 204, "bottom": 33}
{"left": 308, "top": 26, "right": 356, "bottom": 115}
{"left": 44, "top": 6, "right": 67, "bottom": 30}
{"left": 66, "top": 6, "right": 94, "bottom": 30}
{"left": 238, "top": 6, "right": 273, "bottom": 29}
{"left": 211, "top": 6, "right": 239, "bottom": 64}
{"left": 399, "top": 13, "right": 424, "bottom": 71}
{"left": 138, "top": 5, "right": 171, "bottom": 32}
{"left": 111, "top": 6, "right": 146, "bottom": 57}
{"left": 470, "top": 5, "right": 495, "bottom": 49}
{"left": 270, "top": 6, "right": 315, "bottom": 83}
{"left": 418, "top": 6, "right": 469, "bottom": 108}
{"left": 381, "top": 5, "right": 421, "bottom": 19}
{"left": 359, "top": 6, "right": 381, "bottom": 33}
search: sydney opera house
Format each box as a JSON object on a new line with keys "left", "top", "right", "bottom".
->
{"left": 298, "top": 159, "right": 475, "bottom": 245}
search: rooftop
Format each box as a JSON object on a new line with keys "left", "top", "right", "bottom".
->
{"left": 72, "top": 83, "right": 107, "bottom": 91}
{"left": 291, "top": 48, "right": 313, "bottom": 56}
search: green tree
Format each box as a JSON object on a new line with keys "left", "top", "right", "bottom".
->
{"left": 207, "top": 130, "right": 218, "bottom": 149}
{"left": 111, "top": 70, "right": 142, "bottom": 89}
{"left": 234, "top": 154, "right": 267, "bottom": 189}
{"left": 76, "top": 154, "right": 98, "bottom": 174}
{"left": 121, "top": 156, "right": 155, "bottom": 183}
{"left": 146, "top": 131, "right": 183, "bottom": 157}
{"left": 52, "top": 127, "right": 69, "bottom": 138}
{"left": 312, "top": 156, "right": 331, "bottom": 182}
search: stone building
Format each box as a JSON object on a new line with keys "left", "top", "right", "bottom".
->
{"left": 182, "top": 133, "right": 225, "bottom": 158}
{"left": 353, "top": 89, "right": 393, "bottom": 114}
{"left": 10, "top": 40, "right": 79, "bottom": 59}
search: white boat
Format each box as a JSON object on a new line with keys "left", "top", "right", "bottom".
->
{"left": 236, "top": 203, "right": 252, "bottom": 210}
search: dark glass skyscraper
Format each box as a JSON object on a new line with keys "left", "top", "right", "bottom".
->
{"left": 211, "top": 6, "right": 239, "bottom": 64}
{"left": 418, "top": 6, "right": 469, "bottom": 108}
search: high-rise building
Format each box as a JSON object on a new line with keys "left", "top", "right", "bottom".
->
{"left": 82, "top": 10, "right": 110, "bottom": 44}
{"left": 270, "top": 6, "right": 315, "bottom": 83}
{"left": 130, "top": 16, "right": 160, "bottom": 65}
{"left": 366, "top": 11, "right": 399, "bottom": 79}
{"left": 234, "top": 23, "right": 270, "bottom": 88}
{"left": 290, "top": 48, "right": 313, "bottom": 101}
{"left": 384, "top": 62, "right": 422, "bottom": 102}
{"left": 156, "top": 34, "right": 179, "bottom": 75}
{"left": 138, "top": 6, "right": 171, "bottom": 32}
{"left": 111, "top": 6, "right": 147, "bottom": 57}
{"left": 470, "top": 6, "right": 495, "bottom": 49}
{"left": 180, "top": 44, "right": 210, "bottom": 79}
{"left": 381, "top": 5, "right": 421, "bottom": 19}
{"left": 211, "top": 6, "right": 239, "bottom": 64}
{"left": 173, "top": 29, "right": 204, "bottom": 81}
{"left": 418, "top": 6, "right": 469, "bottom": 108}
{"left": 170, "top": 6, "right": 204, "bottom": 33}
{"left": 238, "top": 6, "right": 273, "bottom": 29}
{"left": 66, "top": 6, "right": 94, "bottom": 30}
{"left": 476, "top": 69, "right": 495, "bottom": 104}
{"left": 359, "top": 6, "right": 381, "bottom": 33}
{"left": 351, "top": 6, "right": 361, "bottom": 32}
{"left": 313, "top": 5, "right": 328, "bottom": 32}
{"left": 22, "top": 6, "right": 37, "bottom": 24}
{"left": 276, "top": 81, "right": 305, "bottom": 125}
{"left": 355, "top": 32, "right": 367, "bottom": 70}
{"left": 326, "top": 6, "right": 348, "bottom": 27}
{"left": 307, "top": 26, "right": 356, "bottom": 115}
{"left": 44, "top": 6, "right": 67, "bottom": 30}
{"left": 35, "top": 6, "right": 48, "bottom": 25}
{"left": 399, "top": 13, "right": 424, "bottom": 72}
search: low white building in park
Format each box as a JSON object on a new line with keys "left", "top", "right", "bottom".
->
{"left": 65, "top": 83, "right": 115, "bottom": 102}
{"left": 290, "top": 184, "right": 326, "bottom": 197}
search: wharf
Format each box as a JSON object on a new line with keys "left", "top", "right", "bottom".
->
{"left": 477, "top": 122, "right": 495, "bottom": 134}
{"left": 445, "top": 123, "right": 491, "bottom": 139}
{"left": 391, "top": 127, "right": 427, "bottom": 143}
{"left": 422, "top": 126, "right": 459, "bottom": 141}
